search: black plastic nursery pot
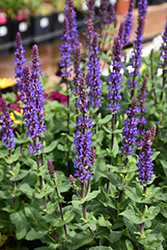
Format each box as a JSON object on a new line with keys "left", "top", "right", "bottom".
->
{"left": 0, "top": 21, "right": 12, "bottom": 57}
{"left": 11, "top": 19, "right": 31, "bottom": 42}
{"left": 50, "top": 12, "right": 63, "bottom": 41}
{"left": 30, "top": 14, "right": 52, "bottom": 46}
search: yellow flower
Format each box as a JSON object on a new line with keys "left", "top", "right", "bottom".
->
{"left": 0, "top": 78, "right": 16, "bottom": 89}
{"left": 10, "top": 109, "right": 23, "bottom": 124}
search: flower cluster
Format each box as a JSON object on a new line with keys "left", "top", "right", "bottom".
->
{"left": 1, "top": 96, "right": 16, "bottom": 148}
{"left": 138, "top": 0, "right": 148, "bottom": 20}
{"left": 44, "top": 90, "right": 67, "bottom": 104}
{"left": 59, "top": 17, "right": 72, "bottom": 79}
{"left": 117, "top": 22, "right": 125, "bottom": 48}
{"left": 122, "top": 98, "right": 138, "bottom": 155}
{"left": 14, "top": 32, "right": 26, "bottom": 93}
{"left": 107, "top": 37, "right": 123, "bottom": 113}
{"left": 128, "top": 15, "right": 145, "bottom": 89}
{"left": 74, "top": 77, "right": 93, "bottom": 182}
{"left": 72, "top": 45, "right": 82, "bottom": 95}
{"left": 123, "top": 0, "right": 134, "bottom": 44}
{"left": 84, "top": 18, "right": 94, "bottom": 51}
{"left": 98, "top": 0, "right": 109, "bottom": 28}
{"left": 87, "top": 32, "right": 102, "bottom": 107}
{"left": 137, "top": 77, "right": 148, "bottom": 147}
{"left": 64, "top": 0, "right": 79, "bottom": 51}
{"left": 107, "top": 4, "right": 117, "bottom": 25}
{"left": 160, "top": 20, "right": 167, "bottom": 63}
{"left": 22, "top": 45, "right": 46, "bottom": 154}
{"left": 137, "top": 125, "right": 156, "bottom": 184}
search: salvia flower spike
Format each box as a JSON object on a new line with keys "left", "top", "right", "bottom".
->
{"left": 137, "top": 125, "right": 156, "bottom": 184}
{"left": 87, "top": 32, "right": 102, "bottom": 108}
{"left": 64, "top": 0, "right": 79, "bottom": 51}
{"left": 122, "top": 98, "right": 138, "bottom": 155}
{"left": 123, "top": 0, "right": 134, "bottom": 44}
{"left": 107, "top": 37, "right": 123, "bottom": 113}
{"left": 74, "top": 77, "right": 93, "bottom": 182}
{"left": 14, "top": 32, "right": 26, "bottom": 93}
{"left": 128, "top": 15, "right": 145, "bottom": 97}
{"left": 137, "top": 77, "right": 148, "bottom": 147}
{"left": 160, "top": 20, "right": 167, "bottom": 100}
{"left": 59, "top": 17, "right": 72, "bottom": 79}
{"left": 1, "top": 97, "right": 16, "bottom": 149}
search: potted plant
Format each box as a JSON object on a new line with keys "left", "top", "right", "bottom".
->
{"left": 0, "top": 0, "right": 31, "bottom": 43}
{"left": 25, "top": 0, "right": 53, "bottom": 44}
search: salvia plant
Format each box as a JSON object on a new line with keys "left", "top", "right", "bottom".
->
{"left": 0, "top": 1, "right": 167, "bottom": 250}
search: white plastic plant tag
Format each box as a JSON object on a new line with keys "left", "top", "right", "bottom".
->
{"left": 0, "top": 26, "right": 8, "bottom": 37}
{"left": 58, "top": 13, "right": 65, "bottom": 23}
{"left": 40, "top": 17, "right": 49, "bottom": 28}
{"left": 19, "top": 22, "right": 28, "bottom": 33}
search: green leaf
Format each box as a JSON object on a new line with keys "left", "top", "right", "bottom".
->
{"left": 26, "top": 228, "right": 48, "bottom": 241}
{"left": 42, "top": 140, "right": 58, "bottom": 154}
{"left": 24, "top": 205, "right": 47, "bottom": 230}
{"left": 17, "top": 183, "right": 34, "bottom": 197}
{"left": 100, "top": 52, "right": 111, "bottom": 63}
{"left": 160, "top": 160, "right": 167, "bottom": 176}
{"left": 89, "top": 247, "right": 114, "bottom": 250}
{"left": 120, "top": 208, "right": 145, "bottom": 224}
{"left": 125, "top": 239, "right": 134, "bottom": 250}
{"left": 0, "top": 190, "right": 12, "bottom": 200}
{"left": 72, "top": 232, "right": 94, "bottom": 249}
{"left": 0, "top": 149, "right": 8, "bottom": 158}
{"left": 85, "top": 190, "right": 100, "bottom": 202}
{"left": 109, "top": 231, "right": 124, "bottom": 244}
{"left": 5, "top": 147, "right": 20, "bottom": 164}
{"left": 10, "top": 170, "right": 29, "bottom": 181}
{"left": 98, "top": 114, "right": 113, "bottom": 125}
{"left": 10, "top": 210, "right": 29, "bottom": 240}
{"left": 151, "top": 151, "right": 160, "bottom": 161}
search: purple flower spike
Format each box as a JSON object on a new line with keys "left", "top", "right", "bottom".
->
{"left": 123, "top": 0, "right": 134, "bottom": 44}
{"left": 117, "top": 21, "right": 125, "bottom": 47}
{"left": 87, "top": 32, "right": 102, "bottom": 108}
{"left": 60, "top": 17, "right": 72, "bottom": 79}
{"left": 137, "top": 77, "right": 148, "bottom": 147}
{"left": 85, "top": 0, "right": 95, "bottom": 22}
{"left": 84, "top": 18, "right": 94, "bottom": 50}
{"left": 128, "top": 15, "right": 145, "bottom": 89}
{"left": 30, "top": 45, "right": 47, "bottom": 135}
{"left": 98, "top": 0, "right": 109, "bottom": 33}
{"left": 74, "top": 77, "right": 93, "bottom": 182}
{"left": 138, "top": 0, "right": 148, "bottom": 20}
{"left": 160, "top": 20, "right": 167, "bottom": 63}
{"left": 22, "top": 46, "right": 46, "bottom": 155}
{"left": 65, "top": 0, "right": 79, "bottom": 51}
{"left": 107, "top": 37, "right": 123, "bottom": 113}
{"left": 14, "top": 32, "right": 26, "bottom": 93}
{"left": 122, "top": 98, "right": 138, "bottom": 155}
{"left": 1, "top": 97, "right": 16, "bottom": 149}
{"left": 107, "top": 4, "right": 116, "bottom": 24}
{"left": 72, "top": 45, "right": 82, "bottom": 95}
{"left": 137, "top": 125, "right": 156, "bottom": 184}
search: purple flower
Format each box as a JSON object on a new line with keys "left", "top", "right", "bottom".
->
{"left": 65, "top": 0, "right": 79, "bottom": 51}
{"left": 59, "top": 17, "right": 72, "bottom": 79}
{"left": 107, "top": 4, "right": 116, "bottom": 25}
{"left": 73, "top": 77, "right": 93, "bottom": 182}
{"left": 98, "top": 0, "right": 109, "bottom": 28}
{"left": 138, "top": 0, "right": 148, "bottom": 20}
{"left": 123, "top": 0, "right": 134, "bottom": 44}
{"left": 160, "top": 20, "right": 167, "bottom": 63}
{"left": 107, "top": 37, "right": 123, "bottom": 112}
{"left": 1, "top": 96, "right": 16, "bottom": 148}
{"left": 22, "top": 45, "right": 46, "bottom": 155}
{"left": 87, "top": 32, "right": 102, "bottom": 108}
{"left": 127, "top": 15, "right": 145, "bottom": 89}
{"left": 137, "top": 77, "right": 148, "bottom": 147}
{"left": 14, "top": 32, "right": 26, "bottom": 93}
{"left": 84, "top": 18, "right": 94, "bottom": 51}
{"left": 137, "top": 125, "right": 156, "bottom": 184}
{"left": 72, "top": 45, "right": 82, "bottom": 96}
{"left": 122, "top": 98, "right": 138, "bottom": 155}
{"left": 117, "top": 22, "right": 125, "bottom": 48}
